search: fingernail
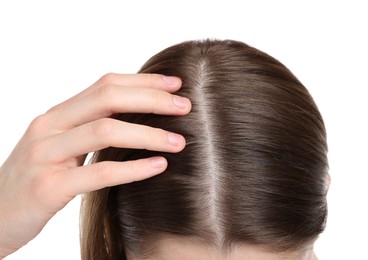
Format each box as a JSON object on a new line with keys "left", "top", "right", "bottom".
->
{"left": 168, "top": 132, "right": 183, "bottom": 146}
{"left": 163, "top": 76, "right": 181, "bottom": 85}
{"left": 150, "top": 157, "right": 166, "bottom": 169}
{"left": 173, "top": 95, "right": 189, "bottom": 109}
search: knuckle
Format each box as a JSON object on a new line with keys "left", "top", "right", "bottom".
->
{"left": 92, "top": 162, "right": 108, "bottom": 177}
{"left": 151, "top": 89, "right": 169, "bottom": 106}
{"left": 91, "top": 162, "right": 117, "bottom": 184}
{"left": 99, "top": 73, "right": 117, "bottom": 86}
{"left": 90, "top": 118, "right": 115, "bottom": 138}
{"left": 95, "top": 83, "right": 116, "bottom": 102}
{"left": 123, "top": 160, "right": 140, "bottom": 180}
{"left": 142, "top": 126, "right": 163, "bottom": 149}
{"left": 142, "top": 73, "right": 164, "bottom": 86}
{"left": 28, "top": 114, "right": 49, "bottom": 135}
{"left": 146, "top": 126, "right": 159, "bottom": 143}
{"left": 92, "top": 161, "right": 142, "bottom": 186}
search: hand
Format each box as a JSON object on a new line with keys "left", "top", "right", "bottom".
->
{"left": 0, "top": 73, "right": 191, "bottom": 258}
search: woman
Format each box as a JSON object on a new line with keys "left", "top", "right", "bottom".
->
{"left": 0, "top": 73, "right": 190, "bottom": 258}
{"left": 0, "top": 40, "right": 329, "bottom": 259}
{"left": 81, "top": 40, "right": 329, "bottom": 259}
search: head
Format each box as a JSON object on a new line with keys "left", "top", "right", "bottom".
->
{"left": 80, "top": 40, "right": 329, "bottom": 260}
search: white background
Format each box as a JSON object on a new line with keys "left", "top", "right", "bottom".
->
{"left": 1, "top": 1, "right": 367, "bottom": 259}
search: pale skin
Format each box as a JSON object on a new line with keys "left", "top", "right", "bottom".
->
{"left": 0, "top": 73, "right": 327, "bottom": 259}
{"left": 0, "top": 73, "right": 191, "bottom": 258}
{"left": 127, "top": 237, "right": 318, "bottom": 260}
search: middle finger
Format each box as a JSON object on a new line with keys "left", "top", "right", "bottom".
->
{"left": 45, "top": 118, "right": 186, "bottom": 162}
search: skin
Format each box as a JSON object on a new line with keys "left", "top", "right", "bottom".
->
{"left": 0, "top": 73, "right": 192, "bottom": 258}
{"left": 127, "top": 236, "right": 318, "bottom": 260}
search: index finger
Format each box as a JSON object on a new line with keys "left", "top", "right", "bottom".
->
{"left": 44, "top": 73, "right": 188, "bottom": 131}
{"left": 76, "top": 73, "right": 183, "bottom": 98}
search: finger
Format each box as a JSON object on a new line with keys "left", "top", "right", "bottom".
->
{"left": 61, "top": 73, "right": 182, "bottom": 102}
{"left": 49, "top": 86, "right": 191, "bottom": 131}
{"left": 45, "top": 74, "right": 190, "bottom": 131}
{"left": 59, "top": 157, "right": 168, "bottom": 195}
{"left": 44, "top": 118, "right": 186, "bottom": 162}
{"left": 95, "top": 73, "right": 183, "bottom": 92}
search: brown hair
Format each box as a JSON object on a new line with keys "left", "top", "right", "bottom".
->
{"left": 80, "top": 39, "right": 329, "bottom": 259}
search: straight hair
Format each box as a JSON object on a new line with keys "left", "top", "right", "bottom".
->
{"left": 81, "top": 39, "right": 329, "bottom": 259}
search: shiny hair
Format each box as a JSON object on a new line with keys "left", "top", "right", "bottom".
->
{"left": 80, "top": 39, "right": 329, "bottom": 259}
